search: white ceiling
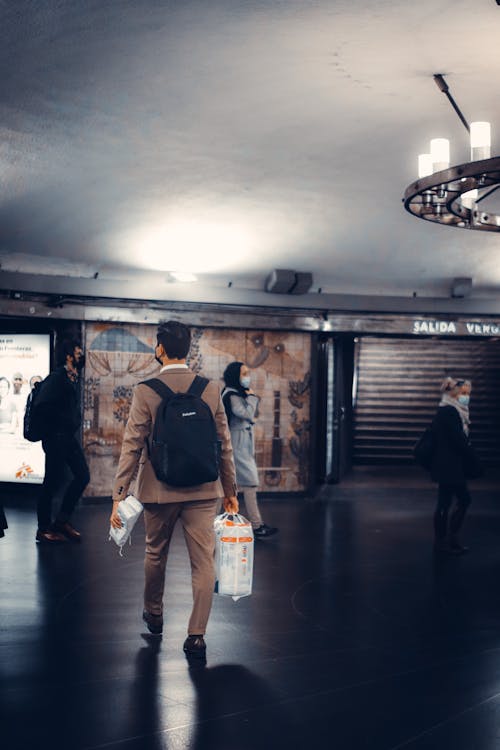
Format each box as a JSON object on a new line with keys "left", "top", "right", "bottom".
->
{"left": 1, "top": 0, "right": 500, "bottom": 308}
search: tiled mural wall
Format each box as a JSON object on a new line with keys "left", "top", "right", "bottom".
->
{"left": 82, "top": 322, "right": 311, "bottom": 496}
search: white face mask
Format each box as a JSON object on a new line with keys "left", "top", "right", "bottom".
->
{"left": 458, "top": 394, "right": 470, "bottom": 406}
{"left": 240, "top": 376, "right": 251, "bottom": 389}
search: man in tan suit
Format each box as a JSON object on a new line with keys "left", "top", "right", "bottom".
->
{"left": 110, "top": 321, "right": 238, "bottom": 658}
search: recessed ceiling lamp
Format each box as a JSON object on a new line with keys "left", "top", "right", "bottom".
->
{"left": 403, "top": 74, "right": 500, "bottom": 231}
{"left": 166, "top": 271, "right": 198, "bottom": 283}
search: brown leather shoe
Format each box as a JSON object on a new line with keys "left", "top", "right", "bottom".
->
{"left": 142, "top": 610, "right": 163, "bottom": 635}
{"left": 36, "top": 529, "right": 68, "bottom": 544}
{"left": 53, "top": 520, "right": 81, "bottom": 542}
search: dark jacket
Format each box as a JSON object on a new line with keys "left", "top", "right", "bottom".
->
{"left": 430, "top": 405, "right": 471, "bottom": 485}
{"left": 0, "top": 502, "right": 7, "bottom": 539}
{"left": 37, "top": 366, "right": 81, "bottom": 438}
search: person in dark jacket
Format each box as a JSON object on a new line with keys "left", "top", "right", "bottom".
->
{"left": 431, "top": 376, "right": 475, "bottom": 554}
{"left": 35, "top": 339, "right": 89, "bottom": 544}
{"left": 0, "top": 502, "right": 7, "bottom": 539}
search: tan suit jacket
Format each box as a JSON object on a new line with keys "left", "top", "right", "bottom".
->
{"left": 112, "top": 368, "right": 237, "bottom": 504}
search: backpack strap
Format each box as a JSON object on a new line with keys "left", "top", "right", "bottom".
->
{"left": 139, "top": 379, "right": 176, "bottom": 458}
{"left": 186, "top": 375, "right": 209, "bottom": 398}
{"left": 139, "top": 378, "right": 176, "bottom": 400}
{"left": 140, "top": 376, "right": 209, "bottom": 400}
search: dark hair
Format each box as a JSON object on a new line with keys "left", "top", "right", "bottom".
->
{"left": 57, "top": 338, "right": 82, "bottom": 366}
{"left": 223, "top": 361, "right": 244, "bottom": 391}
{"left": 222, "top": 361, "right": 248, "bottom": 420}
{"left": 157, "top": 321, "right": 191, "bottom": 359}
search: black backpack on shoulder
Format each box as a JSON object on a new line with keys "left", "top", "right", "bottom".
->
{"left": 140, "top": 375, "right": 221, "bottom": 488}
{"left": 413, "top": 426, "right": 435, "bottom": 471}
{"left": 23, "top": 380, "right": 47, "bottom": 442}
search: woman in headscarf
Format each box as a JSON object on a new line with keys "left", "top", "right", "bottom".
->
{"left": 222, "top": 362, "right": 278, "bottom": 539}
{"left": 431, "top": 376, "right": 479, "bottom": 554}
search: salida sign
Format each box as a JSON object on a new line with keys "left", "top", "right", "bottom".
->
{"left": 413, "top": 319, "right": 500, "bottom": 336}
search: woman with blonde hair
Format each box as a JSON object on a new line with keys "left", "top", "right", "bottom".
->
{"left": 431, "top": 376, "right": 479, "bottom": 554}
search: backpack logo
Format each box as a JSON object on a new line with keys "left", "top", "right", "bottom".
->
{"left": 140, "top": 375, "right": 221, "bottom": 488}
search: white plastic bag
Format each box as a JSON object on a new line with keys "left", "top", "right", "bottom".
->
{"left": 109, "top": 495, "right": 143, "bottom": 556}
{"left": 214, "top": 512, "right": 254, "bottom": 601}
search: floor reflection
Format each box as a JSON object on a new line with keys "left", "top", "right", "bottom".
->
{"left": 188, "top": 663, "right": 299, "bottom": 750}
{"left": 124, "top": 635, "right": 165, "bottom": 750}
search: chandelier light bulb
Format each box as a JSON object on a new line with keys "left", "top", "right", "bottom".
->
{"left": 418, "top": 154, "right": 433, "bottom": 178}
{"left": 430, "top": 138, "right": 450, "bottom": 172}
{"left": 470, "top": 121, "right": 491, "bottom": 161}
{"left": 461, "top": 188, "right": 478, "bottom": 210}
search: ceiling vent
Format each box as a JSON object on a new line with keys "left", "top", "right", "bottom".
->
{"left": 265, "top": 269, "right": 313, "bottom": 295}
{"left": 450, "top": 277, "right": 472, "bottom": 298}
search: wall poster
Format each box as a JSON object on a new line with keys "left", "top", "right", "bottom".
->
{"left": 0, "top": 333, "right": 50, "bottom": 483}
{"left": 83, "top": 323, "right": 311, "bottom": 496}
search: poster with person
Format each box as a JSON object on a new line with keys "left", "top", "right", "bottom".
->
{"left": 0, "top": 334, "right": 50, "bottom": 483}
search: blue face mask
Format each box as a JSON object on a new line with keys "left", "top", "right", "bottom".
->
{"left": 240, "top": 376, "right": 251, "bottom": 389}
{"left": 458, "top": 394, "right": 470, "bottom": 406}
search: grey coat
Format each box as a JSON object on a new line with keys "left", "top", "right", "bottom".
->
{"left": 224, "top": 389, "right": 260, "bottom": 487}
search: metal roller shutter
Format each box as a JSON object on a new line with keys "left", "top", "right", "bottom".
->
{"left": 353, "top": 337, "right": 500, "bottom": 466}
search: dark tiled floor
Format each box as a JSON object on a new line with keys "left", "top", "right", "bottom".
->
{"left": 2, "top": 480, "right": 500, "bottom": 749}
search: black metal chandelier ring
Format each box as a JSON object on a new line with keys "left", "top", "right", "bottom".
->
{"left": 403, "top": 156, "right": 500, "bottom": 231}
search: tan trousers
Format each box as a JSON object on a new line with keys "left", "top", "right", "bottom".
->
{"left": 143, "top": 498, "right": 217, "bottom": 635}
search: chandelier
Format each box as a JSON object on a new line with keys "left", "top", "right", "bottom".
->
{"left": 403, "top": 75, "right": 500, "bottom": 231}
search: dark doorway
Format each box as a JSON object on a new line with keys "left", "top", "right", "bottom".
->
{"left": 315, "top": 335, "right": 354, "bottom": 485}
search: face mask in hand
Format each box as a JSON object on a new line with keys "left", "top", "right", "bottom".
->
{"left": 458, "top": 394, "right": 470, "bottom": 406}
{"left": 240, "top": 376, "right": 251, "bottom": 389}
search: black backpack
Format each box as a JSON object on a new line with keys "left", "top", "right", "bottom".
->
{"left": 141, "top": 375, "right": 221, "bottom": 487}
{"left": 23, "top": 380, "right": 47, "bottom": 442}
{"left": 413, "top": 426, "right": 435, "bottom": 471}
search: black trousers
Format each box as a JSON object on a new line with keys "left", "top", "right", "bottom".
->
{"left": 37, "top": 434, "right": 90, "bottom": 531}
{"left": 434, "top": 482, "right": 472, "bottom": 540}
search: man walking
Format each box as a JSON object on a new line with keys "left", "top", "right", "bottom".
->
{"left": 110, "top": 321, "right": 238, "bottom": 659}
{"left": 36, "top": 339, "right": 89, "bottom": 543}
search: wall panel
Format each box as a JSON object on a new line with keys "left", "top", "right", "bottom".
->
{"left": 83, "top": 322, "right": 311, "bottom": 495}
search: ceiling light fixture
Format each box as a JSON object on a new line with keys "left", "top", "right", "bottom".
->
{"left": 403, "top": 74, "right": 500, "bottom": 231}
{"left": 166, "top": 271, "right": 198, "bottom": 283}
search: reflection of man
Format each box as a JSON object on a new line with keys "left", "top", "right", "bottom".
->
{"left": 0, "top": 377, "right": 17, "bottom": 433}
{"left": 35, "top": 339, "right": 90, "bottom": 544}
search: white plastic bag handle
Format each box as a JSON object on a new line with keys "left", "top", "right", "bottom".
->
{"left": 218, "top": 512, "right": 249, "bottom": 525}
